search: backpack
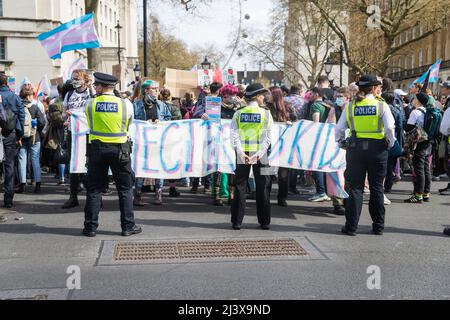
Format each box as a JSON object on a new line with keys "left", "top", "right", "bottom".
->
{"left": 418, "top": 106, "right": 442, "bottom": 141}
{"left": 0, "top": 93, "right": 17, "bottom": 132}
{"left": 22, "top": 105, "right": 33, "bottom": 139}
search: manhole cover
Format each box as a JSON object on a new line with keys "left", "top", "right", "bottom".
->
{"left": 113, "top": 239, "right": 306, "bottom": 261}
{"left": 97, "top": 237, "right": 329, "bottom": 266}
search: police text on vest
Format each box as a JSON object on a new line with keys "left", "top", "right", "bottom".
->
{"left": 240, "top": 113, "right": 261, "bottom": 123}
{"left": 96, "top": 102, "right": 119, "bottom": 113}
{"left": 354, "top": 106, "right": 377, "bottom": 116}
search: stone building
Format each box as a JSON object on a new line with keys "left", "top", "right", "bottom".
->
{"left": 0, "top": 0, "right": 138, "bottom": 90}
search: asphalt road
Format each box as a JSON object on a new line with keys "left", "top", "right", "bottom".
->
{"left": 0, "top": 174, "right": 449, "bottom": 300}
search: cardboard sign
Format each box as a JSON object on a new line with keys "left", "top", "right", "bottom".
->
{"left": 222, "top": 68, "right": 237, "bottom": 85}
{"left": 50, "top": 77, "right": 64, "bottom": 86}
{"left": 198, "top": 69, "right": 213, "bottom": 87}
{"left": 165, "top": 68, "right": 199, "bottom": 98}
{"left": 205, "top": 97, "right": 222, "bottom": 121}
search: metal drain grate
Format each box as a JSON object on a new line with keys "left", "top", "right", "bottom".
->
{"left": 112, "top": 239, "right": 307, "bottom": 262}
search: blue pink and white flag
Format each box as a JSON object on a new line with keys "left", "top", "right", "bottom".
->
{"left": 63, "top": 58, "right": 87, "bottom": 82}
{"left": 34, "top": 75, "right": 51, "bottom": 100}
{"left": 37, "top": 13, "right": 101, "bottom": 60}
{"left": 410, "top": 59, "right": 441, "bottom": 88}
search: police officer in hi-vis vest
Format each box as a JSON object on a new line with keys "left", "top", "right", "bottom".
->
{"left": 335, "top": 75, "right": 395, "bottom": 236}
{"left": 83, "top": 73, "right": 142, "bottom": 237}
{"left": 230, "top": 83, "right": 274, "bottom": 230}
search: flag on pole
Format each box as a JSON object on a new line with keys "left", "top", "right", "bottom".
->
{"left": 63, "top": 58, "right": 87, "bottom": 81}
{"left": 34, "top": 75, "right": 51, "bottom": 100}
{"left": 36, "top": 13, "right": 101, "bottom": 60}
{"left": 410, "top": 59, "right": 442, "bottom": 88}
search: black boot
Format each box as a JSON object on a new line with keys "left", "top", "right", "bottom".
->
{"left": 169, "top": 187, "right": 181, "bottom": 197}
{"left": 133, "top": 191, "right": 145, "bottom": 207}
{"left": 62, "top": 195, "right": 79, "bottom": 209}
{"left": 16, "top": 183, "right": 26, "bottom": 194}
{"left": 34, "top": 182, "right": 41, "bottom": 194}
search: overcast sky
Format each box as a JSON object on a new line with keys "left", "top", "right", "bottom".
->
{"left": 140, "top": 0, "right": 274, "bottom": 71}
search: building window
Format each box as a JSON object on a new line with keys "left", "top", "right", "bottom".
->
{"left": 0, "top": 0, "right": 3, "bottom": 17}
{"left": 0, "top": 37, "right": 6, "bottom": 60}
{"left": 418, "top": 49, "right": 423, "bottom": 67}
{"left": 404, "top": 55, "right": 408, "bottom": 70}
{"left": 100, "top": 23, "right": 103, "bottom": 36}
{"left": 411, "top": 53, "right": 415, "bottom": 69}
{"left": 404, "top": 30, "right": 408, "bottom": 43}
{"left": 398, "top": 57, "right": 402, "bottom": 70}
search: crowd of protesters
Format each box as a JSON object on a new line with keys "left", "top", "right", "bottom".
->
{"left": 0, "top": 70, "right": 449, "bottom": 236}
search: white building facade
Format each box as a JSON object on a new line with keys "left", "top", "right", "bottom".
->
{"left": 0, "top": 0, "right": 138, "bottom": 90}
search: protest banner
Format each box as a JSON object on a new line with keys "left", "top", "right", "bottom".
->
{"left": 198, "top": 69, "right": 213, "bottom": 87}
{"left": 205, "top": 97, "right": 222, "bottom": 121}
{"left": 69, "top": 115, "right": 348, "bottom": 197}
{"left": 222, "top": 68, "right": 237, "bottom": 85}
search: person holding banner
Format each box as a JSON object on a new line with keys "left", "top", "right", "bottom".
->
{"left": 439, "top": 82, "right": 450, "bottom": 196}
{"left": 230, "top": 83, "right": 274, "bottom": 230}
{"left": 132, "top": 80, "right": 171, "bottom": 206}
{"left": 335, "top": 75, "right": 395, "bottom": 236}
{"left": 83, "top": 72, "right": 141, "bottom": 237}
{"left": 62, "top": 70, "right": 94, "bottom": 209}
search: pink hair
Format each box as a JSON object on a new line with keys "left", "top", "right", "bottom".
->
{"left": 220, "top": 84, "right": 239, "bottom": 96}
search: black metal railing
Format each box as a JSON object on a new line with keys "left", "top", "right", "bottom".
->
{"left": 388, "top": 60, "right": 450, "bottom": 81}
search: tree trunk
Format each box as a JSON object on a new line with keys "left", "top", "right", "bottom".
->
{"left": 85, "top": 0, "right": 101, "bottom": 70}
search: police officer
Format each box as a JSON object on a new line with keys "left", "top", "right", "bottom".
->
{"left": 230, "top": 83, "right": 274, "bottom": 230}
{"left": 335, "top": 75, "right": 395, "bottom": 236}
{"left": 82, "top": 72, "right": 142, "bottom": 237}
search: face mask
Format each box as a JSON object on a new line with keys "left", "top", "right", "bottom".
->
{"left": 336, "top": 97, "right": 345, "bottom": 107}
{"left": 72, "top": 80, "right": 83, "bottom": 89}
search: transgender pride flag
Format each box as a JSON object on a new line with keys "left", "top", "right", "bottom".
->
{"left": 37, "top": 13, "right": 101, "bottom": 60}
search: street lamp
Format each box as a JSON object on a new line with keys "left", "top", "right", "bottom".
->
{"left": 201, "top": 56, "right": 211, "bottom": 70}
{"left": 324, "top": 57, "right": 333, "bottom": 79}
{"left": 115, "top": 21, "right": 123, "bottom": 90}
{"left": 133, "top": 63, "right": 141, "bottom": 79}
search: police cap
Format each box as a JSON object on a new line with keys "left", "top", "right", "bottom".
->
{"left": 244, "top": 83, "right": 268, "bottom": 99}
{"left": 93, "top": 72, "right": 119, "bottom": 86}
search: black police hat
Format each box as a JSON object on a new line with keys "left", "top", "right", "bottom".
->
{"left": 245, "top": 83, "right": 268, "bottom": 99}
{"left": 356, "top": 75, "right": 382, "bottom": 88}
{"left": 93, "top": 72, "right": 119, "bottom": 86}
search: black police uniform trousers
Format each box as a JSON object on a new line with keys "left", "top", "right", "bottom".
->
{"left": 231, "top": 156, "right": 271, "bottom": 226}
{"left": 344, "top": 139, "right": 388, "bottom": 233}
{"left": 84, "top": 141, "right": 135, "bottom": 232}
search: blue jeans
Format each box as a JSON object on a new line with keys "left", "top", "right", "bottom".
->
{"left": 313, "top": 171, "right": 326, "bottom": 195}
{"left": 18, "top": 140, "right": 41, "bottom": 184}
{"left": 59, "top": 164, "right": 66, "bottom": 182}
{"left": 135, "top": 178, "right": 164, "bottom": 191}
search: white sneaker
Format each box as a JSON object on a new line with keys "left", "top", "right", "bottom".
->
{"left": 308, "top": 193, "right": 331, "bottom": 202}
{"left": 384, "top": 194, "right": 391, "bottom": 205}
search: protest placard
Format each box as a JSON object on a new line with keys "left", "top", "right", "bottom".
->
{"left": 205, "top": 97, "right": 222, "bottom": 121}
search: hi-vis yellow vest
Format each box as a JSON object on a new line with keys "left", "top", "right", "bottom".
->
{"left": 346, "top": 97, "right": 386, "bottom": 140}
{"left": 236, "top": 105, "right": 269, "bottom": 152}
{"left": 86, "top": 95, "right": 129, "bottom": 144}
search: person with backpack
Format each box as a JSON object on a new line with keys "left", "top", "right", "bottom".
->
{"left": 0, "top": 74, "right": 25, "bottom": 208}
{"left": 61, "top": 70, "right": 94, "bottom": 209}
{"left": 16, "top": 87, "right": 46, "bottom": 194}
{"left": 404, "top": 90, "right": 442, "bottom": 203}
{"left": 180, "top": 91, "right": 196, "bottom": 120}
